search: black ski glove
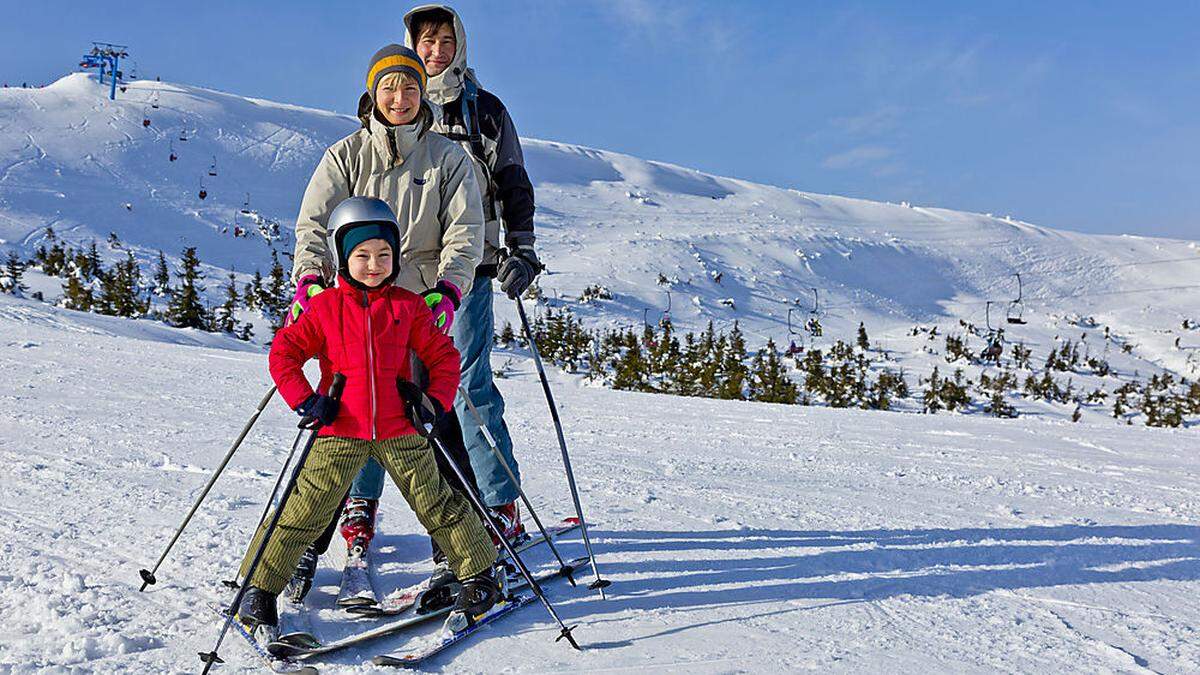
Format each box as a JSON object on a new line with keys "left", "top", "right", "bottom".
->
{"left": 497, "top": 247, "right": 541, "bottom": 300}
{"left": 296, "top": 393, "right": 339, "bottom": 428}
{"left": 396, "top": 379, "right": 445, "bottom": 436}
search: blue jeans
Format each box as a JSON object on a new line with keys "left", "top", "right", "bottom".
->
{"left": 349, "top": 458, "right": 386, "bottom": 500}
{"left": 348, "top": 277, "right": 519, "bottom": 506}
{"left": 450, "top": 277, "right": 520, "bottom": 507}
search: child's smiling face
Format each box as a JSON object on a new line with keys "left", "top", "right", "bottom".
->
{"left": 348, "top": 239, "right": 393, "bottom": 287}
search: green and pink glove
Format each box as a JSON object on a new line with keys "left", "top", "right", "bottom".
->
{"left": 286, "top": 274, "right": 325, "bottom": 327}
{"left": 421, "top": 280, "right": 462, "bottom": 334}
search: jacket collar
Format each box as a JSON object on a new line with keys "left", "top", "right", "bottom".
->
{"left": 335, "top": 273, "right": 395, "bottom": 297}
{"left": 357, "top": 94, "right": 434, "bottom": 165}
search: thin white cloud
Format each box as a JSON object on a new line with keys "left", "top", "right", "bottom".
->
{"left": 822, "top": 145, "right": 894, "bottom": 169}
{"left": 832, "top": 105, "right": 905, "bottom": 137}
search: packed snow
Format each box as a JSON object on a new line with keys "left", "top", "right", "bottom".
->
{"left": 1, "top": 293, "right": 1199, "bottom": 673}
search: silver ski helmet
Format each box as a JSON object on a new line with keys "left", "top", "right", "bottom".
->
{"left": 327, "top": 196, "right": 401, "bottom": 287}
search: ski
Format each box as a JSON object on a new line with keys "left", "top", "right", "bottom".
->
{"left": 370, "top": 593, "right": 538, "bottom": 668}
{"left": 211, "top": 605, "right": 319, "bottom": 674}
{"left": 336, "top": 538, "right": 379, "bottom": 607}
{"left": 277, "top": 595, "right": 320, "bottom": 650}
{"left": 268, "top": 556, "right": 587, "bottom": 661}
{"left": 348, "top": 517, "right": 580, "bottom": 618}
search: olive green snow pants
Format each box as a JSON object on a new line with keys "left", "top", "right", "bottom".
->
{"left": 239, "top": 434, "right": 497, "bottom": 595}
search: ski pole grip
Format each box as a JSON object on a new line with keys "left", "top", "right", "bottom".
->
{"left": 328, "top": 373, "right": 347, "bottom": 401}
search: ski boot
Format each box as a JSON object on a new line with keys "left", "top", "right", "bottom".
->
{"left": 339, "top": 497, "right": 378, "bottom": 550}
{"left": 417, "top": 547, "right": 461, "bottom": 612}
{"left": 285, "top": 546, "right": 319, "bottom": 604}
{"left": 486, "top": 501, "right": 527, "bottom": 547}
{"left": 444, "top": 566, "right": 503, "bottom": 633}
{"left": 236, "top": 586, "right": 279, "bottom": 629}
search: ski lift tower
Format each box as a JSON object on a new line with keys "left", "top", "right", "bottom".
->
{"left": 79, "top": 42, "right": 129, "bottom": 100}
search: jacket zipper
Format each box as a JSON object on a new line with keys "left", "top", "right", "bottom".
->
{"left": 363, "top": 290, "right": 377, "bottom": 440}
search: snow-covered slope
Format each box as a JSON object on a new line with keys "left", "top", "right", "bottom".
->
{"left": 2, "top": 74, "right": 1198, "bottom": 366}
{"left": 2, "top": 293, "right": 1199, "bottom": 673}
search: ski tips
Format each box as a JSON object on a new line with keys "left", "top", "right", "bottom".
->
{"left": 138, "top": 568, "right": 156, "bottom": 591}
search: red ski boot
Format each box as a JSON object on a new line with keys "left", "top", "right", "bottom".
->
{"left": 486, "top": 501, "right": 526, "bottom": 547}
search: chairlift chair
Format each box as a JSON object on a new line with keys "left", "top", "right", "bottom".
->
{"left": 239, "top": 193, "right": 252, "bottom": 215}
{"left": 1006, "top": 273, "right": 1028, "bottom": 325}
{"left": 786, "top": 308, "right": 804, "bottom": 356}
{"left": 980, "top": 301, "right": 1004, "bottom": 362}
{"left": 659, "top": 290, "right": 672, "bottom": 327}
{"left": 208, "top": 156, "right": 218, "bottom": 177}
{"left": 198, "top": 176, "right": 207, "bottom": 200}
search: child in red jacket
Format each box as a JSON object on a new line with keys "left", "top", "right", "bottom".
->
{"left": 237, "top": 197, "right": 498, "bottom": 630}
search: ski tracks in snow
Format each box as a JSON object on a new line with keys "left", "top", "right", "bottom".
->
{"left": 2, "top": 299, "right": 1200, "bottom": 672}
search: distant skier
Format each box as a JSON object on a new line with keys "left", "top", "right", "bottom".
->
{"left": 403, "top": 2, "right": 542, "bottom": 551}
{"left": 237, "top": 195, "right": 499, "bottom": 630}
{"left": 285, "top": 44, "right": 487, "bottom": 598}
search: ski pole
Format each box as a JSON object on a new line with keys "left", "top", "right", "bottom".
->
{"left": 138, "top": 385, "right": 277, "bottom": 592}
{"left": 200, "top": 374, "right": 346, "bottom": 673}
{"left": 515, "top": 296, "right": 611, "bottom": 598}
{"left": 220, "top": 423, "right": 310, "bottom": 590}
{"left": 401, "top": 380, "right": 581, "bottom": 650}
{"left": 457, "top": 384, "right": 576, "bottom": 585}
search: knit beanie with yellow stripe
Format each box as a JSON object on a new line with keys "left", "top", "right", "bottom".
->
{"left": 366, "top": 44, "right": 428, "bottom": 99}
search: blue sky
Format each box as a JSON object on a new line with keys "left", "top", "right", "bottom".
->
{"left": 2, "top": 0, "right": 1197, "bottom": 239}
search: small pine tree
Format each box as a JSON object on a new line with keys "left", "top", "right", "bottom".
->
{"left": 152, "top": 251, "right": 171, "bottom": 296}
{"left": 212, "top": 273, "right": 242, "bottom": 334}
{"left": 264, "top": 250, "right": 292, "bottom": 329}
{"left": 939, "top": 369, "right": 973, "bottom": 411}
{"left": 1011, "top": 342, "right": 1032, "bottom": 370}
{"left": 944, "top": 334, "right": 971, "bottom": 363}
{"left": 165, "top": 247, "right": 208, "bottom": 329}
{"left": 922, "top": 367, "right": 944, "bottom": 413}
{"left": 60, "top": 274, "right": 94, "bottom": 311}
{"left": 857, "top": 322, "right": 870, "bottom": 351}
{"left": 869, "top": 369, "right": 909, "bottom": 410}
{"left": 716, "top": 321, "right": 749, "bottom": 400}
{"left": 612, "top": 341, "right": 650, "bottom": 391}
{"left": 0, "top": 252, "right": 28, "bottom": 295}
{"left": 496, "top": 321, "right": 517, "bottom": 347}
{"left": 748, "top": 339, "right": 799, "bottom": 404}
{"left": 96, "top": 251, "right": 146, "bottom": 317}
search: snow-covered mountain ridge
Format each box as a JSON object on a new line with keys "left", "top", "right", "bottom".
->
{"left": 2, "top": 73, "right": 1199, "bottom": 386}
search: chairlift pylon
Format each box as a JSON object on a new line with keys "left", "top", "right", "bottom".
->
{"left": 1007, "top": 273, "right": 1028, "bottom": 325}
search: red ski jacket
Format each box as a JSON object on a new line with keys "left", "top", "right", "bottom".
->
{"left": 269, "top": 277, "right": 461, "bottom": 440}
